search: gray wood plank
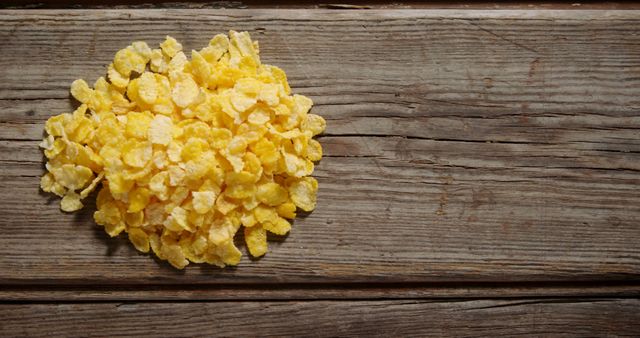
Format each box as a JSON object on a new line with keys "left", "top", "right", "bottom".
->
{"left": 1, "top": 298, "right": 639, "bottom": 337}
{"left": 1, "top": 9, "right": 639, "bottom": 284}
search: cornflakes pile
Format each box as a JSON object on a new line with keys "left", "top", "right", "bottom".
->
{"left": 39, "top": 31, "right": 325, "bottom": 269}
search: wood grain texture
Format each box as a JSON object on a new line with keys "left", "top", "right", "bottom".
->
{"left": 2, "top": 298, "right": 639, "bottom": 337}
{"left": 3, "top": 282, "right": 640, "bottom": 301}
{"left": 5, "top": 0, "right": 640, "bottom": 10}
{"left": 1, "top": 9, "right": 640, "bottom": 285}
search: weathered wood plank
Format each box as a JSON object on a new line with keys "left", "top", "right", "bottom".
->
{"left": 2, "top": 283, "right": 640, "bottom": 301}
{"left": 5, "top": 1, "right": 640, "bottom": 10}
{"left": 1, "top": 10, "right": 640, "bottom": 284}
{"left": 1, "top": 299, "right": 639, "bottom": 337}
{"left": 2, "top": 158, "right": 639, "bottom": 283}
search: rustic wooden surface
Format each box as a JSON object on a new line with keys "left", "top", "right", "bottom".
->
{"left": 2, "top": 299, "right": 640, "bottom": 337}
{"left": 3, "top": 0, "right": 640, "bottom": 10}
{"left": 3, "top": 282, "right": 640, "bottom": 301}
{"left": 1, "top": 9, "right": 639, "bottom": 336}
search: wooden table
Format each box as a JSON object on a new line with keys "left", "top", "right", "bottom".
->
{"left": 1, "top": 8, "right": 639, "bottom": 336}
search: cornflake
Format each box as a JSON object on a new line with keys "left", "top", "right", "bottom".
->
{"left": 39, "top": 31, "right": 325, "bottom": 269}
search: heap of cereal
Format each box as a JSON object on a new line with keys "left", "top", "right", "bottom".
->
{"left": 39, "top": 31, "right": 325, "bottom": 269}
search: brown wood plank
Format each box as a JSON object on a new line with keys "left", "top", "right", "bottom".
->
{"left": 5, "top": 1, "right": 640, "bottom": 10}
{"left": 1, "top": 9, "right": 640, "bottom": 284}
{"left": 1, "top": 298, "right": 639, "bottom": 337}
{"left": 2, "top": 283, "right": 640, "bottom": 301}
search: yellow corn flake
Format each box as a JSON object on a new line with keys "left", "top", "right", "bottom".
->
{"left": 292, "top": 94, "right": 313, "bottom": 116}
{"left": 162, "top": 243, "right": 189, "bottom": 269}
{"left": 171, "top": 74, "right": 199, "bottom": 108}
{"left": 105, "top": 222, "right": 126, "bottom": 237}
{"left": 68, "top": 144, "right": 102, "bottom": 173}
{"left": 244, "top": 226, "right": 267, "bottom": 257}
{"left": 190, "top": 234, "right": 209, "bottom": 255}
{"left": 242, "top": 194, "right": 260, "bottom": 211}
{"left": 165, "top": 206, "right": 191, "bottom": 232}
{"left": 150, "top": 49, "right": 168, "bottom": 74}
{"left": 247, "top": 106, "right": 271, "bottom": 125}
{"left": 50, "top": 164, "right": 94, "bottom": 190}
{"left": 80, "top": 172, "right": 105, "bottom": 198}
{"left": 138, "top": 72, "right": 159, "bottom": 104}
{"left": 208, "top": 34, "right": 229, "bottom": 58}
{"left": 168, "top": 165, "right": 185, "bottom": 186}
{"left": 225, "top": 153, "right": 245, "bottom": 173}
{"left": 192, "top": 191, "right": 216, "bottom": 214}
{"left": 226, "top": 171, "right": 255, "bottom": 185}
{"left": 283, "top": 151, "right": 310, "bottom": 178}
{"left": 149, "top": 171, "right": 169, "bottom": 200}
{"left": 107, "top": 63, "right": 129, "bottom": 88}
{"left": 50, "top": 182, "right": 67, "bottom": 197}
{"left": 40, "top": 172, "right": 56, "bottom": 193}
{"left": 190, "top": 50, "right": 211, "bottom": 85}
{"left": 70, "top": 79, "right": 94, "bottom": 104}
{"left": 145, "top": 203, "right": 165, "bottom": 225}
{"left": 225, "top": 184, "right": 255, "bottom": 199}
{"left": 152, "top": 150, "right": 168, "bottom": 169}
{"left": 217, "top": 240, "right": 242, "bottom": 266}
{"left": 40, "top": 31, "right": 324, "bottom": 269}
{"left": 167, "top": 141, "right": 183, "bottom": 162}
{"left": 128, "top": 187, "right": 151, "bottom": 213}
{"left": 168, "top": 51, "right": 188, "bottom": 76}
{"left": 263, "top": 217, "right": 291, "bottom": 236}
{"left": 132, "top": 41, "right": 152, "bottom": 59}
{"left": 125, "top": 111, "right": 153, "bottom": 139}
{"left": 215, "top": 194, "right": 238, "bottom": 215}
{"left": 44, "top": 114, "right": 69, "bottom": 137}
{"left": 289, "top": 177, "right": 318, "bottom": 212}
{"left": 43, "top": 138, "right": 66, "bottom": 159}
{"left": 181, "top": 137, "right": 208, "bottom": 162}
{"left": 243, "top": 151, "right": 263, "bottom": 174}
{"left": 149, "top": 115, "right": 174, "bottom": 145}
{"left": 227, "top": 136, "right": 248, "bottom": 155}
{"left": 124, "top": 210, "right": 145, "bottom": 228}
{"left": 240, "top": 210, "right": 257, "bottom": 227}
{"left": 258, "top": 84, "right": 280, "bottom": 106}
{"left": 256, "top": 182, "right": 288, "bottom": 206}
{"left": 305, "top": 138, "right": 323, "bottom": 162}
{"left": 253, "top": 204, "right": 278, "bottom": 224}
{"left": 61, "top": 191, "right": 83, "bottom": 212}
{"left": 128, "top": 228, "right": 150, "bottom": 253}
{"left": 277, "top": 202, "right": 297, "bottom": 219}
{"left": 230, "top": 91, "right": 257, "bottom": 113}
{"left": 94, "top": 202, "right": 126, "bottom": 237}
{"left": 122, "top": 141, "right": 152, "bottom": 168}
{"left": 107, "top": 173, "right": 134, "bottom": 195}
{"left": 208, "top": 217, "right": 239, "bottom": 245}
{"left": 113, "top": 46, "right": 148, "bottom": 78}
{"left": 68, "top": 119, "right": 94, "bottom": 144}
{"left": 169, "top": 186, "right": 190, "bottom": 207}
{"left": 229, "top": 30, "right": 260, "bottom": 66}
{"left": 302, "top": 113, "right": 327, "bottom": 136}
{"left": 160, "top": 36, "right": 183, "bottom": 58}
